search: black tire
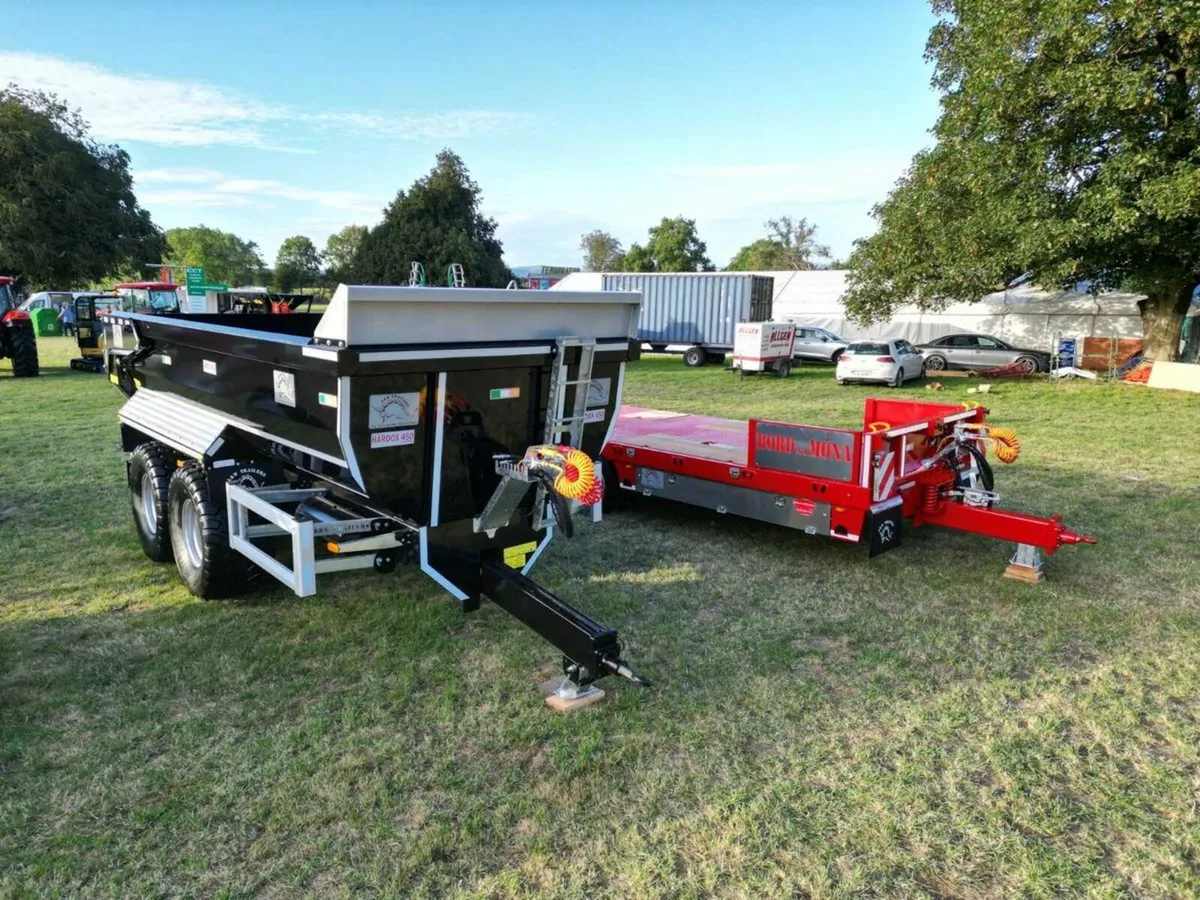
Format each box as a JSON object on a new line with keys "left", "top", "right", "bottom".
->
{"left": 8, "top": 328, "right": 39, "bottom": 377}
{"left": 1015, "top": 355, "right": 1039, "bottom": 374}
{"left": 168, "top": 464, "right": 254, "bottom": 599}
{"left": 683, "top": 346, "right": 706, "bottom": 367}
{"left": 129, "top": 442, "right": 175, "bottom": 562}
{"left": 890, "top": 368, "right": 904, "bottom": 388}
{"left": 774, "top": 359, "right": 792, "bottom": 378}
{"left": 600, "top": 459, "right": 623, "bottom": 511}
{"left": 830, "top": 349, "right": 843, "bottom": 364}
{"left": 924, "top": 354, "right": 947, "bottom": 372}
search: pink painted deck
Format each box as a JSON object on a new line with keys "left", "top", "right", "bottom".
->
{"left": 610, "top": 406, "right": 749, "bottom": 465}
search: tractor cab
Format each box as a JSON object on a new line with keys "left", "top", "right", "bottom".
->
{"left": 69, "top": 292, "right": 119, "bottom": 372}
{"left": 101, "top": 282, "right": 182, "bottom": 362}
{"left": 113, "top": 282, "right": 182, "bottom": 314}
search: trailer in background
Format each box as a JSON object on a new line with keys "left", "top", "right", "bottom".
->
{"left": 731, "top": 321, "right": 796, "bottom": 377}
{"left": 599, "top": 273, "right": 774, "bottom": 366}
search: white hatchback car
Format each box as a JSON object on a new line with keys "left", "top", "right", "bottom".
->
{"left": 836, "top": 338, "right": 926, "bottom": 387}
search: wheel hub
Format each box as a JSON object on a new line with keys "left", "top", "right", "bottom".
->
{"left": 138, "top": 472, "right": 157, "bottom": 535}
{"left": 180, "top": 499, "right": 204, "bottom": 569}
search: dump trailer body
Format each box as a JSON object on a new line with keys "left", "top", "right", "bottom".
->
{"left": 105, "top": 284, "right": 648, "bottom": 690}
{"left": 601, "top": 273, "right": 774, "bottom": 359}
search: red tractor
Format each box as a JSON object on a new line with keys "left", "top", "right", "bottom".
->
{"left": 0, "top": 276, "right": 39, "bottom": 377}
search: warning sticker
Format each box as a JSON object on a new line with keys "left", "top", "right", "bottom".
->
{"left": 273, "top": 370, "right": 296, "bottom": 408}
{"left": 503, "top": 540, "right": 539, "bottom": 569}
{"left": 586, "top": 377, "right": 611, "bottom": 408}
{"left": 370, "top": 429, "right": 416, "bottom": 449}
{"left": 369, "top": 392, "right": 419, "bottom": 429}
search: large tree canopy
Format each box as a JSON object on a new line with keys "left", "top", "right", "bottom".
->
{"left": 164, "top": 226, "right": 265, "bottom": 287}
{"left": 353, "top": 150, "right": 511, "bottom": 287}
{"left": 323, "top": 224, "right": 367, "bottom": 285}
{"left": 620, "top": 216, "right": 713, "bottom": 272}
{"left": 0, "top": 87, "right": 164, "bottom": 287}
{"left": 844, "top": 0, "right": 1200, "bottom": 359}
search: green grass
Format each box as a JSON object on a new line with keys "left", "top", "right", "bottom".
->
{"left": 3, "top": 339, "right": 1200, "bottom": 898}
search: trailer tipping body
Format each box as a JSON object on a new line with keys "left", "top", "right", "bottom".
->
{"left": 104, "top": 284, "right": 650, "bottom": 695}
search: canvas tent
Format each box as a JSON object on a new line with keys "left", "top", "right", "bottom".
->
{"left": 553, "top": 270, "right": 1145, "bottom": 351}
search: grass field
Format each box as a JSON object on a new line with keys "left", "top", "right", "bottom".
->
{"left": 3, "top": 337, "right": 1200, "bottom": 898}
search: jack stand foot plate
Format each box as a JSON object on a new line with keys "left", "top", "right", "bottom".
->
{"left": 539, "top": 676, "right": 606, "bottom": 712}
{"left": 1003, "top": 564, "right": 1046, "bottom": 584}
{"left": 1003, "top": 542, "right": 1045, "bottom": 584}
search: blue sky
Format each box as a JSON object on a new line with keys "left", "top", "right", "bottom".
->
{"left": 2, "top": 1, "right": 940, "bottom": 270}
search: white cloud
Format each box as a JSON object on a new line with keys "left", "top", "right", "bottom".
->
{"left": 138, "top": 189, "right": 257, "bottom": 208}
{"left": 0, "top": 52, "right": 530, "bottom": 149}
{"left": 135, "top": 170, "right": 379, "bottom": 216}
{"left": 211, "top": 179, "right": 380, "bottom": 214}
{"left": 137, "top": 168, "right": 228, "bottom": 185}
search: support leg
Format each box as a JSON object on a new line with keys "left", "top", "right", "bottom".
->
{"left": 1004, "top": 542, "right": 1045, "bottom": 583}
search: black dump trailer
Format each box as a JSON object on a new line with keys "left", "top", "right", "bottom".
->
{"left": 102, "top": 284, "right": 648, "bottom": 699}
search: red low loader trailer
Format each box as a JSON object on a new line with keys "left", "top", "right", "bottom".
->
{"left": 601, "top": 398, "right": 1094, "bottom": 579}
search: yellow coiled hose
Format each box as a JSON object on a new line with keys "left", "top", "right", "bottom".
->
{"left": 988, "top": 426, "right": 1021, "bottom": 464}
{"left": 525, "top": 445, "right": 602, "bottom": 504}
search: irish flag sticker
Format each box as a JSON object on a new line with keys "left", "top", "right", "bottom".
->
{"left": 489, "top": 387, "right": 520, "bottom": 400}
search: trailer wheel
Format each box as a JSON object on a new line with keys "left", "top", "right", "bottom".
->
{"left": 168, "top": 464, "right": 253, "bottom": 599}
{"left": 8, "top": 328, "right": 39, "bottom": 377}
{"left": 600, "top": 459, "right": 623, "bottom": 511}
{"left": 683, "top": 346, "right": 706, "bottom": 367}
{"left": 773, "top": 359, "right": 792, "bottom": 378}
{"left": 129, "top": 442, "right": 175, "bottom": 562}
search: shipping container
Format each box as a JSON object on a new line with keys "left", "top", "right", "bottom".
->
{"left": 600, "top": 273, "right": 774, "bottom": 366}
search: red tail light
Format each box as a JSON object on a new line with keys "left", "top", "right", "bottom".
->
{"left": 876, "top": 356, "right": 895, "bottom": 363}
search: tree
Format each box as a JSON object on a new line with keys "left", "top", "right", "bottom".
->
{"left": 843, "top": 1, "right": 1200, "bottom": 360}
{"left": 766, "top": 216, "right": 830, "bottom": 270}
{"left": 619, "top": 216, "right": 713, "bottom": 272}
{"left": 0, "top": 87, "right": 164, "bottom": 287}
{"left": 275, "top": 236, "right": 322, "bottom": 292}
{"left": 727, "top": 217, "right": 830, "bottom": 271}
{"left": 353, "top": 150, "right": 511, "bottom": 287}
{"left": 323, "top": 224, "right": 367, "bottom": 285}
{"left": 727, "top": 238, "right": 792, "bottom": 271}
{"left": 164, "top": 226, "right": 265, "bottom": 287}
{"left": 579, "top": 230, "right": 625, "bottom": 271}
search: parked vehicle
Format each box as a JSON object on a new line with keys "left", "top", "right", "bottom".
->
{"left": 600, "top": 273, "right": 774, "bottom": 366}
{"left": 918, "top": 333, "right": 1050, "bottom": 373}
{"left": 789, "top": 325, "right": 849, "bottom": 363}
{"left": 19, "top": 290, "right": 76, "bottom": 312}
{"left": 836, "top": 338, "right": 924, "bottom": 387}
{"left": 0, "top": 276, "right": 39, "bottom": 377}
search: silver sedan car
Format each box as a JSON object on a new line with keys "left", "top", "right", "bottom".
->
{"left": 789, "top": 325, "right": 849, "bottom": 363}
{"left": 917, "top": 334, "right": 1051, "bottom": 373}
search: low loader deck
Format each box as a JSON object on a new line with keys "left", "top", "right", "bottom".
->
{"left": 603, "top": 400, "right": 1094, "bottom": 573}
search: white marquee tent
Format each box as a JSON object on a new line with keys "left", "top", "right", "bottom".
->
{"left": 553, "top": 270, "right": 1145, "bottom": 349}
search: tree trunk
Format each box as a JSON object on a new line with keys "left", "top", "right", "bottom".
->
{"left": 1138, "top": 285, "right": 1193, "bottom": 361}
